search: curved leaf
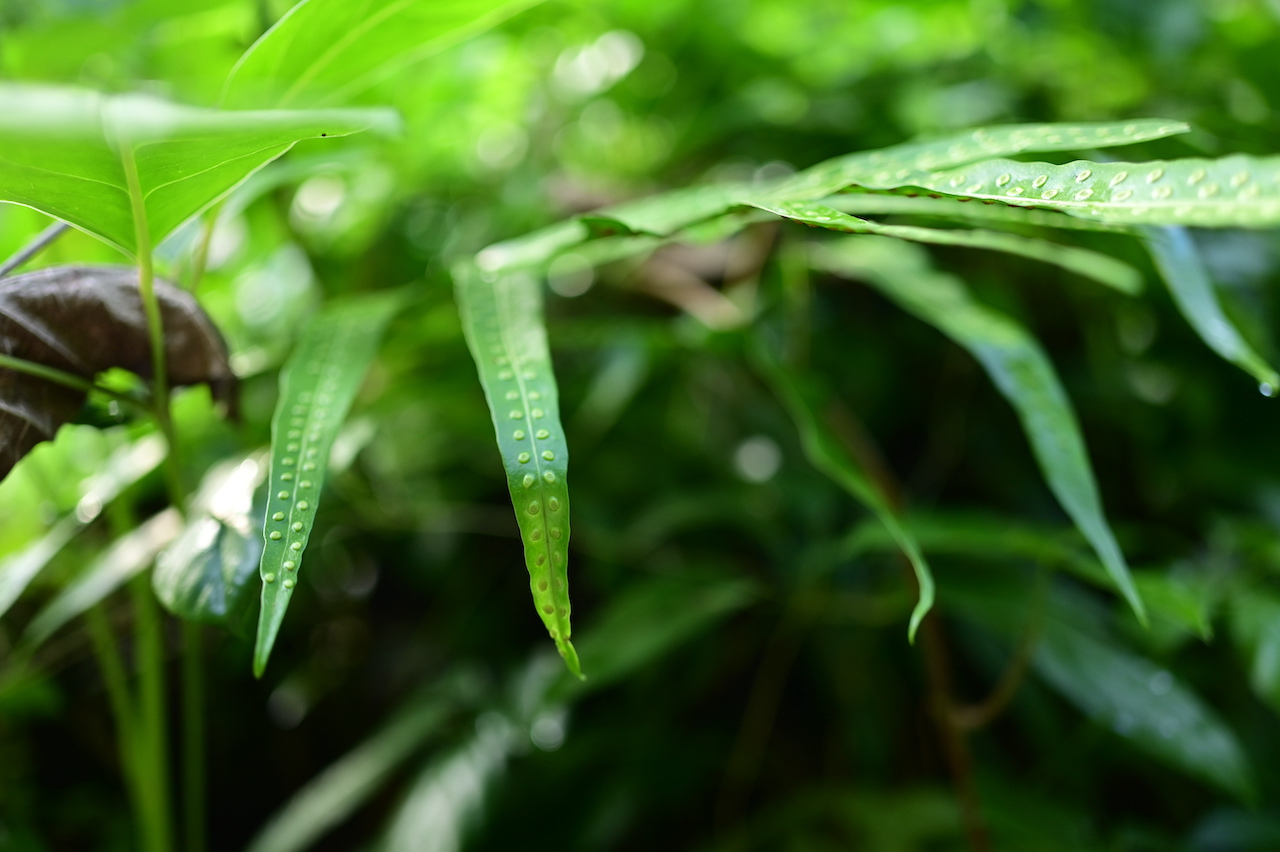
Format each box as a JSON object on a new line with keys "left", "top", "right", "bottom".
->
{"left": 22, "top": 508, "right": 183, "bottom": 648}
{"left": 753, "top": 345, "right": 935, "bottom": 640}
{"left": 749, "top": 200, "right": 1142, "bottom": 294}
{"left": 814, "top": 238, "right": 1145, "bottom": 623}
{"left": 0, "top": 84, "right": 397, "bottom": 254}
{"left": 153, "top": 454, "right": 267, "bottom": 633}
{"left": 453, "top": 261, "right": 581, "bottom": 677}
{"left": 874, "top": 154, "right": 1280, "bottom": 228}
{"left": 1140, "top": 226, "right": 1279, "bottom": 389}
{"left": 0, "top": 266, "right": 234, "bottom": 480}
{"left": 222, "top": 0, "right": 543, "bottom": 109}
{"left": 768, "top": 119, "right": 1188, "bottom": 201}
{"left": 254, "top": 294, "right": 402, "bottom": 677}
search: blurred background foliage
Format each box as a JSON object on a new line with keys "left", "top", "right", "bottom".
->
{"left": 3, "top": 0, "right": 1280, "bottom": 850}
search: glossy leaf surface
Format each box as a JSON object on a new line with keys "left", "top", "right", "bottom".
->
{"left": 0, "top": 85, "right": 396, "bottom": 254}
{"left": 815, "top": 238, "right": 1145, "bottom": 622}
{"left": 0, "top": 266, "right": 234, "bottom": 480}
{"left": 1140, "top": 226, "right": 1279, "bottom": 388}
{"left": 883, "top": 154, "right": 1280, "bottom": 227}
{"left": 222, "top": 0, "right": 541, "bottom": 109}
{"left": 153, "top": 454, "right": 267, "bottom": 633}
{"left": 254, "top": 294, "right": 401, "bottom": 677}
{"left": 750, "top": 200, "right": 1141, "bottom": 293}
{"left": 454, "top": 261, "right": 581, "bottom": 677}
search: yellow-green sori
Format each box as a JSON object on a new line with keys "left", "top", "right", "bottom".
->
{"left": 254, "top": 293, "right": 401, "bottom": 677}
{"left": 454, "top": 260, "right": 581, "bottom": 678}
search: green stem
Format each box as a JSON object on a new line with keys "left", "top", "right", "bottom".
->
{"left": 84, "top": 605, "right": 147, "bottom": 824}
{"left": 131, "top": 575, "right": 174, "bottom": 852}
{"left": 182, "top": 621, "right": 206, "bottom": 852}
{"left": 186, "top": 214, "right": 217, "bottom": 293}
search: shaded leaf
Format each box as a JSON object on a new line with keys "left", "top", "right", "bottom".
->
{"left": 752, "top": 344, "right": 935, "bottom": 639}
{"left": 246, "top": 693, "right": 456, "bottom": 852}
{"left": 0, "top": 84, "right": 397, "bottom": 254}
{"left": 153, "top": 453, "right": 267, "bottom": 634}
{"left": 877, "top": 154, "right": 1280, "bottom": 227}
{"left": 1229, "top": 588, "right": 1280, "bottom": 716}
{"left": 814, "top": 238, "right": 1145, "bottom": 623}
{"left": 749, "top": 200, "right": 1142, "bottom": 293}
{"left": 453, "top": 261, "right": 581, "bottom": 677}
{"left": 0, "top": 266, "right": 234, "bottom": 481}
{"left": 222, "top": 0, "right": 542, "bottom": 109}
{"left": 254, "top": 293, "right": 402, "bottom": 677}
{"left": 1140, "top": 226, "right": 1279, "bottom": 389}
{"left": 23, "top": 508, "right": 183, "bottom": 647}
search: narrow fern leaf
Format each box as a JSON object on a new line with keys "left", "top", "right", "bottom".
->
{"left": 768, "top": 119, "right": 1188, "bottom": 201}
{"left": 822, "top": 194, "right": 1129, "bottom": 233}
{"left": 753, "top": 345, "right": 935, "bottom": 640}
{"left": 253, "top": 294, "right": 402, "bottom": 677}
{"left": 453, "top": 261, "right": 582, "bottom": 678}
{"left": 1140, "top": 227, "right": 1280, "bottom": 389}
{"left": 877, "top": 155, "right": 1280, "bottom": 227}
{"left": 814, "top": 237, "right": 1146, "bottom": 624}
{"left": 750, "top": 200, "right": 1141, "bottom": 294}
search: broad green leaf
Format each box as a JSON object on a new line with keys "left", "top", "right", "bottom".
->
{"left": 767, "top": 119, "right": 1189, "bottom": 201}
{"left": 753, "top": 345, "right": 935, "bottom": 639}
{"left": 814, "top": 237, "right": 1145, "bottom": 623}
{"left": 0, "top": 434, "right": 166, "bottom": 619}
{"left": 1140, "top": 226, "right": 1279, "bottom": 389}
{"left": 254, "top": 294, "right": 402, "bottom": 678}
{"left": 22, "top": 508, "right": 182, "bottom": 647}
{"left": 0, "top": 84, "right": 397, "bottom": 255}
{"left": 153, "top": 454, "right": 267, "bottom": 634}
{"left": 246, "top": 694, "right": 455, "bottom": 852}
{"left": 221, "top": 0, "right": 543, "bottom": 109}
{"left": 877, "top": 154, "right": 1280, "bottom": 227}
{"left": 749, "top": 200, "right": 1142, "bottom": 294}
{"left": 453, "top": 261, "right": 581, "bottom": 677}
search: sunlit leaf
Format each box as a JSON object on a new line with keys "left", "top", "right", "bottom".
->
{"left": 0, "top": 84, "right": 397, "bottom": 254}
{"left": 0, "top": 434, "right": 165, "bottom": 618}
{"left": 814, "top": 237, "right": 1145, "bottom": 623}
{"left": 453, "top": 261, "right": 581, "bottom": 677}
{"left": 1140, "top": 226, "right": 1279, "bottom": 389}
{"left": 22, "top": 509, "right": 183, "bottom": 647}
{"left": 222, "top": 0, "right": 544, "bottom": 109}
{"left": 253, "top": 293, "right": 402, "bottom": 678}
{"left": 877, "top": 154, "right": 1280, "bottom": 227}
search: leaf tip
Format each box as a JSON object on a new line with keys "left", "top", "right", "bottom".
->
{"left": 559, "top": 638, "right": 585, "bottom": 680}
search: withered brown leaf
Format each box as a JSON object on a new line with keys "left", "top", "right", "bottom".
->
{"left": 0, "top": 265, "right": 236, "bottom": 479}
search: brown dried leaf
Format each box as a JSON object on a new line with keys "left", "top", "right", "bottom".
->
{"left": 0, "top": 265, "right": 235, "bottom": 478}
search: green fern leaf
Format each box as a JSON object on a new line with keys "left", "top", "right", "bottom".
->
{"left": 453, "top": 261, "right": 582, "bottom": 678}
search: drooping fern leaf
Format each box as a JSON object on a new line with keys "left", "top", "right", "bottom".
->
{"left": 453, "top": 260, "right": 582, "bottom": 679}
{"left": 254, "top": 293, "right": 402, "bottom": 677}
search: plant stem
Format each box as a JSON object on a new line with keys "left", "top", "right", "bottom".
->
{"left": 84, "top": 605, "right": 150, "bottom": 837}
{"left": 0, "top": 221, "right": 70, "bottom": 278}
{"left": 120, "top": 142, "right": 186, "bottom": 505}
{"left": 0, "top": 353, "right": 146, "bottom": 408}
{"left": 131, "top": 575, "right": 174, "bottom": 852}
{"left": 182, "top": 621, "right": 206, "bottom": 852}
